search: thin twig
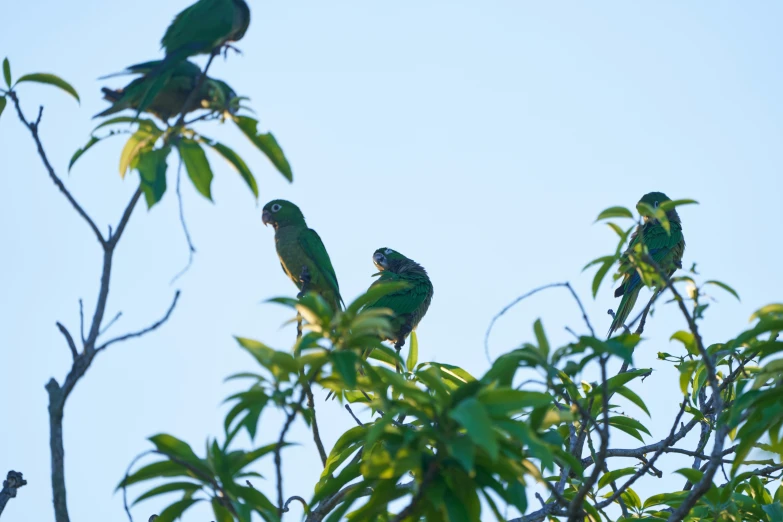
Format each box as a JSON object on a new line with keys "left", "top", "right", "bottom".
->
{"left": 390, "top": 460, "right": 439, "bottom": 522}
{"left": 79, "top": 299, "right": 86, "bottom": 344}
{"left": 9, "top": 93, "right": 105, "bottom": 245}
{"left": 56, "top": 323, "right": 79, "bottom": 360}
{"left": 345, "top": 404, "right": 365, "bottom": 427}
{"left": 121, "top": 451, "right": 156, "bottom": 522}
{"left": 170, "top": 159, "right": 196, "bottom": 284}
{"left": 99, "top": 311, "right": 123, "bottom": 336}
{"left": 282, "top": 496, "right": 308, "bottom": 513}
{"left": 305, "top": 382, "right": 328, "bottom": 467}
{"left": 95, "top": 292, "right": 181, "bottom": 352}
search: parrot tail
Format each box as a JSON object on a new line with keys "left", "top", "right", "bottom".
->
{"left": 93, "top": 88, "right": 123, "bottom": 119}
{"left": 608, "top": 286, "right": 640, "bottom": 338}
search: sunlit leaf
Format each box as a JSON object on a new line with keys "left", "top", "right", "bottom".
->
{"left": 595, "top": 206, "right": 634, "bottom": 222}
{"left": 16, "top": 73, "right": 80, "bottom": 103}
{"left": 598, "top": 467, "right": 636, "bottom": 489}
{"left": 658, "top": 199, "right": 698, "bottom": 212}
{"left": 120, "top": 128, "right": 158, "bottom": 177}
{"left": 406, "top": 330, "right": 418, "bottom": 372}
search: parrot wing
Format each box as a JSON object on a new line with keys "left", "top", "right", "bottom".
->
{"left": 162, "top": 0, "right": 236, "bottom": 56}
{"left": 615, "top": 223, "right": 683, "bottom": 297}
{"left": 298, "top": 228, "right": 343, "bottom": 306}
{"left": 365, "top": 274, "right": 430, "bottom": 317}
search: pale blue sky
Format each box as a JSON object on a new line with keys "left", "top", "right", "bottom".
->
{"left": 1, "top": 2, "right": 782, "bottom": 521}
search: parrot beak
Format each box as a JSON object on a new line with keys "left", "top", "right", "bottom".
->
{"left": 261, "top": 210, "right": 273, "bottom": 226}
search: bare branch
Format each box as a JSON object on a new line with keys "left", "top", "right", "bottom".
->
{"left": 78, "top": 299, "right": 86, "bottom": 345}
{"left": 8, "top": 93, "right": 105, "bottom": 245}
{"left": 56, "top": 322, "right": 79, "bottom": 360}
{"left": 0, "top": 471, "right": 27, "bottom": 517}
{"left": 99, "top": 311, "right": 123, "bottom": 336}
{"left": 95, "top": 292, "right": 181, "bottom": 353}
{"left": 282, "top": 496, "right": 308, "bottom": 514}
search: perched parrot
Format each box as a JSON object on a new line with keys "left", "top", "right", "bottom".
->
{"left": 608, "top": 191, "right": 685, "bottom": 336}
{"left": 161, "top": 0, "right": 250, "bottom": 61}
{"left": 261, "top": 200, "right": 343, "bottom": 312}
{"left": 95, "top": 60, "right": 238, "bottom": 121}
{"left": 119, "top": 0, "right": 250, "bottom": 117}
{"left": 363, "top": 248, "right": 434, "bottom": 356}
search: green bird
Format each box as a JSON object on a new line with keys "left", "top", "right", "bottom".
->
{"left": 261, "top": 200, "right": 343, "bottom": 312}
{"left": 161, "top": 0, "right": 250, "bottom": 61}
{"left": 95, "top": 60, "right": 238, "bottom": 121}
{"left": 608, "top": 191, "right": 685, "bottom": 336}
{"left": 363, "top": 248, "right": 434, "bottom": 357}
{"left": 122, "top": 0, "right": 250, "bottom": 117}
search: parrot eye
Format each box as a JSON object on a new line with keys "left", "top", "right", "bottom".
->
{"left": 384, "top": 248, "right": 393, "bottom": 254}
{"left": 653, "top": 201, "right": 659, "bottom": 208}
{"left": 271, "top": 203, "right": 282, "bottom": 212}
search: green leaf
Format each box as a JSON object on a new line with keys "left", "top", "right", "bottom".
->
{"left": 132, "top": 482, "right": 201, "bottom": 506}
{"left": 449, "top": 436, "right": 475, "bottom": 473}
{"left": 478, "top": 388, "right": 551, "bottom": 416}
{"left": 135, "top": 147, "right": 170, "bottom": 208}
{"left": 704, "top": 280, "right": 741, "bottom": 301}
{"left": 15, "top": 73, "right": 80, "bottom": 103}
{"left": 211, "top": 498, "right": 233, "bottom": 522}
{"left": 449, "top": 397, "right": 498, "bottom": 460}
{"left": 177, "top": 139, "right": 213, "bottom": 200}
{"left": 763, "top": 502, "right": 783, "bottom": 522}
{"left": 117, "top": 460, "right": 192, "bottom": 489}
{"left": 533, "top": 319, "right": 550, "bottom": 357}
{"left": 591, "top": 259, "right": 614, "bottom": 299}
{"left": 670, "top": 331, "right": 698, "bottom": 355}
{"left": 234, "top": 116, "right": 293, "bottom": 181}
{"left": 330, "top": 350, "right": 358, "bottom": 388}
{"left": 68, "top": 136, "right": 100, "bottom": 172}
{"left": 155, "top": 498, "right": 200, "bottom": 522}
{"left": 0, "top": 96, "right": 6, "bottom": 120}
{"left": 750, "top": 304, "right": 783, "bottom": 322}
{"left": 598, "top": 467, "right": 637, "bottom": 489}
{"left": 658, "top": 199, "right": 698, "bottom": 212}
{"left": 3, "top": 58, "right": 11, "bottom": 87}
{"left": 203, "top": 139, "right": 258, "bottom": 198}
{"left": 608, "top": 415, "right": 652, "bottom": 437}
{"left": 406, "top": 330, "right": 419, "bottom": 372}
{"left": 595, "top": 206, "right": 634, "bottom": 221}
{"left": 674, "top": 467, "right": 704, "bottom": 484}
{"left": 615, "top": 386, "right": 650, "bottom": 417}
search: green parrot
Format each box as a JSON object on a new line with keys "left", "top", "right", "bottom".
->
{"left": 363, "top": 248, "right": 434, "bottom": 357}
{"left": 608, "top": 191, "right": 685, "bottom": 336}
{"left": 95, "top": 60, "right": 238, "bottom": 121}
{"left": 161, "top": 0, "right": 250, "bottom": 61}
{"left": 120, "top": 0, "right": 250, "bottom": 117}
{"left": 261, "top": 200, "right": 343, "bottom": 312}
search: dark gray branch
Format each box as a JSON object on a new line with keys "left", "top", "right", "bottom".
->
{"left": 0, "top": 471, "right": 27, "bottom": 517}
{"left": 56, "top": 322, "right": 79, "bottom": 360}
{"left": 95, "top": 291, "right": 181, "bottom": 353}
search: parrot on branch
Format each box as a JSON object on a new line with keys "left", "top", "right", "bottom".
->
{"left": 95, "top": 60, "right": 238, "bottom": 121}
{"left": 261, "top": 200, "right": 343, "bottom": 313}
{"left": 608, "top": 191, "right": 685, "bottom": 337}
{"left": 120, "top": 0, "right": 250, "bottom": 117}
{"left": 362, "top": 248, "right": 433, "bottom": 364}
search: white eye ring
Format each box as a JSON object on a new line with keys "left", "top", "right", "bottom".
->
{"left": 653, "top": 201, "right": 659, "bottom": 208}
{"left": 271, "top": 203, "right": 282, "bottom": 212}
{"left": 384, "top": 248, "right": 393, "bottom": 254}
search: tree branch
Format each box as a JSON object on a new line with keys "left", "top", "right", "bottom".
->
{"left": 8, "top": 93, "right": 105, "bottom": 245}
{"left": 56, "top": 322, "right": 79, "bottom": 360}
{"left": 305, "top": 382, "right": 328, "bottom": 467}
{"left": 0, "top": 471, "right": 27, "bottom": 517}
{"left": 95, "top": 291, "right": 181, "bottom": 353}
{"left": 277, "top": 388, "right": 307, "bottom": 517}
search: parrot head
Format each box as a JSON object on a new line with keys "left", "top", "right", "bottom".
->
{"left": 372, "top": 248, "right": 410, "bottom": 272}
{"left": 202, "top": 79, "right": 241, "bottom": 116}
{"left": 262, "top": 199, "right": 305, "bottom": 229}
{"left": 637, "top": 192, "right": 680, "bottom": 223}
